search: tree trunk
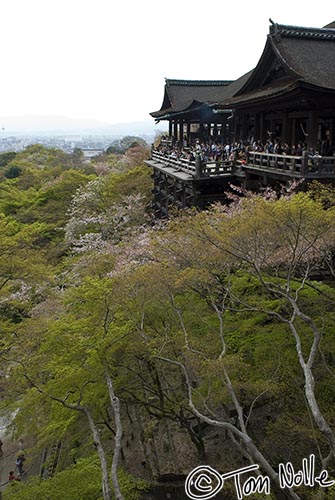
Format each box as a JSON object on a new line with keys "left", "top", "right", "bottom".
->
{"left": 105, "top": 371, "right": 124, "bottom": 500}
{"left": 304, "top": 365, "right": 335, "bottom": 457}
{"left": 135, "top": 406, "right": 156, "bottom": 478}
{"left": 289, "top": 321, "right": 335, "bottom": 458}
{"left": 157, "top": 356, "right": 302, "bottom": 500}
{"left": 0, "top": 440, "right": 3, "bottom": 497}
{"left": 85, "top": 408, "right": 112, "bottom": 500}
{"left": 166, "top": 422, "right": 178, "bottom": 469}
{"left": 182, "top": 417, "right": 207, "bottom": 461}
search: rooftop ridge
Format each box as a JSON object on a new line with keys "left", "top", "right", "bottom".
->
{"left": 166, "top": 79, "right": 233, "bottom": 87}
{"left": 269, "top": 21, "right": 335, "bottom": 40}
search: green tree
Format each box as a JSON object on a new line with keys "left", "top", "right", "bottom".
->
{"left": 4, "top": 165, "right": 21, "bottom": 179}
{"left": 148, "top": 194, "right": 335, "bottom": 480}
{"left": 106, "top": 137, "right": 148, "bottom": 155}
{"left": 0, "top": 151, "right": 17, "bottom": 168}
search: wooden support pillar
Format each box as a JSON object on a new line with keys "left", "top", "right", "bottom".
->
{"left": 227, "top": 120, "right": 232, "bottom": 144}
{"left": 221, "top": 120, "right": 230, "bottom": 144}
{"left": 286, "top": 116, "right": 293, "bottom": 146}
{"left": 281, "top": 112, "right": 289, "bottom": 143}
{"left": 254, "top": 113, "right": 260, "bottom": 140}
{"left": 330, "top": 118, "right": 335, "bottom": 147}
{"left": 173, "top": 121, "right": 178, "bottom": 141}
{"left": 198, "top": 122, "right": 205, "bottom": 142}
{"left": 213, "top": 123, "right": 218, "bottom": 139}
{"left": 187, "top": 123, "right": 191, "bottom": 145}
{"left": 259, "top": 113, "right": 265, "bottom": 143}
{"left": 243, "top": 172, "right": 251, "bottom": 189}
{"left": 242, "top": 115, "right": 248, "bottom": 142}
{"left": 307, "top": 110, "right": 319, "bottom": 150}
{"left": 291, "top": 118, "right": 296, "bottom": 147}
{"left": 233, "top": 116, "right": 238, "bottom": 144}
{"left": 179, "top": 121, "right": 184, "bottom": 144}
{"left": 251, "top": 112, "right": 256, "bottom": 141}
{"left": 168, "top": 121, "right": 172, "bottom": 137}
{"left": 219, "top": 121, "right": 223, "bottom": 141}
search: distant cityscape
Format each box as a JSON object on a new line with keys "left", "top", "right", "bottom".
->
{"left": 0, "top": 133, "right": 156, "bottom": 155}
{"left": 0, "top": 116, "right": 167, "bottom": 154}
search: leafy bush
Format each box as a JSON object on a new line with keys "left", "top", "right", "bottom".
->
{"left": 3, "top": 456, "right": 148, "bottom": 500}
{"left": 4, "top": 165, "right": 22, "bottom": 179}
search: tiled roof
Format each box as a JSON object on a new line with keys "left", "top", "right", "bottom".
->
{"left": 150, "top": 79, "right": 233, "bottom": 118}
{"left": 219, "top": 21, "right": 335, "bottom": 107}
{"left": 222, "top": 77, "right": 298, "bottom": 107}
{"left": 166, "top": 79, "right": 232, "bottom": 86}
{"left": 151, "top": 21, "right": 335, "bottom": 118}
{"left": 271, "top": 22, "right": 335, "bottom": 40}
{"left": 324, "top": 21, "right": 335, "bottom": 28}
{"left": 273, "top": 30, "right": 335, "bottom": 89}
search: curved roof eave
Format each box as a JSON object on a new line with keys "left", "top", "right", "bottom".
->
{"left": 152, "top": 100, "right": 220, "bottom": 122}
{"left": 234, "top": 35, "right": 302, "bottom": 97}
{"left": 234, "top": 38, "right": 273, "bottom": 96}
{"left": 223, "top": 80, "right": 300, "bottom": 108}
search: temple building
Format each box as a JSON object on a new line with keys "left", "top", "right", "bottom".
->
{"left": 150, "top": 79, "right": 233, "bottom": 145}
{"left": 147, "top": 20, "right": 335, "bottom": 216}
{"left": 216, "top": 20, "right": 335, "bottom": 153}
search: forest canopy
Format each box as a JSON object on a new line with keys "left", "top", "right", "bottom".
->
{"left": 1, "top": 143, "right": 335, "bottom": 500}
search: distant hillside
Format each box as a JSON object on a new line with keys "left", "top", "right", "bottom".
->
{"left": 0, "top": 115, "right": 167, "bottom": 136}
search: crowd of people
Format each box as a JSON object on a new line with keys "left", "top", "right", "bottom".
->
{"left": 155, "top": 136, "right": 333, "bottom": 165}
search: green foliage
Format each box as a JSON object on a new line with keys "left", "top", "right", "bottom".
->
{"left": 106, "top": 136, "right": 148, "bottom": 155}
{"left": 3, "top": 456, "right": 148, "bottom": 500}
{"left": 0, "top": 147, "right": 95, "bottom": 265}
{"left": 2, "top": 155, "right": 335, "bottom": 498}
{"left": 4, "top": 165, "right": 22, "bottom": 178}
{"left": 308, "top": 180, "right": 335, "bottom": 208}
{"left": 0, "top": 151, "right": 17, "bottom": 167}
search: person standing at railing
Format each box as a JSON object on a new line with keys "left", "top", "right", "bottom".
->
{"left": 274, "top": 141, "right": 283, "bottom": 154}
{"left": 283, "top": 142, "right": 291, "bottom": 155}
{"left": 188, "top": 151, "right": 195, "bottom": 162}
{"left": 195, "top": 152, "right": 203, "bottom": 178}
{"left": 312, "top": 151, "right": 322, "bottom": 173}
{"left": 211, "top": 142, "right": 217, "bottom": 161}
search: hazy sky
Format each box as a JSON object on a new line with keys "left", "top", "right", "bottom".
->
{"left": 0, "top": 0, "right": 334, "bottom": 125}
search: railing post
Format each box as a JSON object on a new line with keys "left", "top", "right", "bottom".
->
{"left": 231, "top": 157, "right": 236, "bottom": 174}
{"left": 301, "top": 151, "right": 309, "bottom": 175}
{"left": 195, "top": 154, "right": 203, "bottom": 178}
